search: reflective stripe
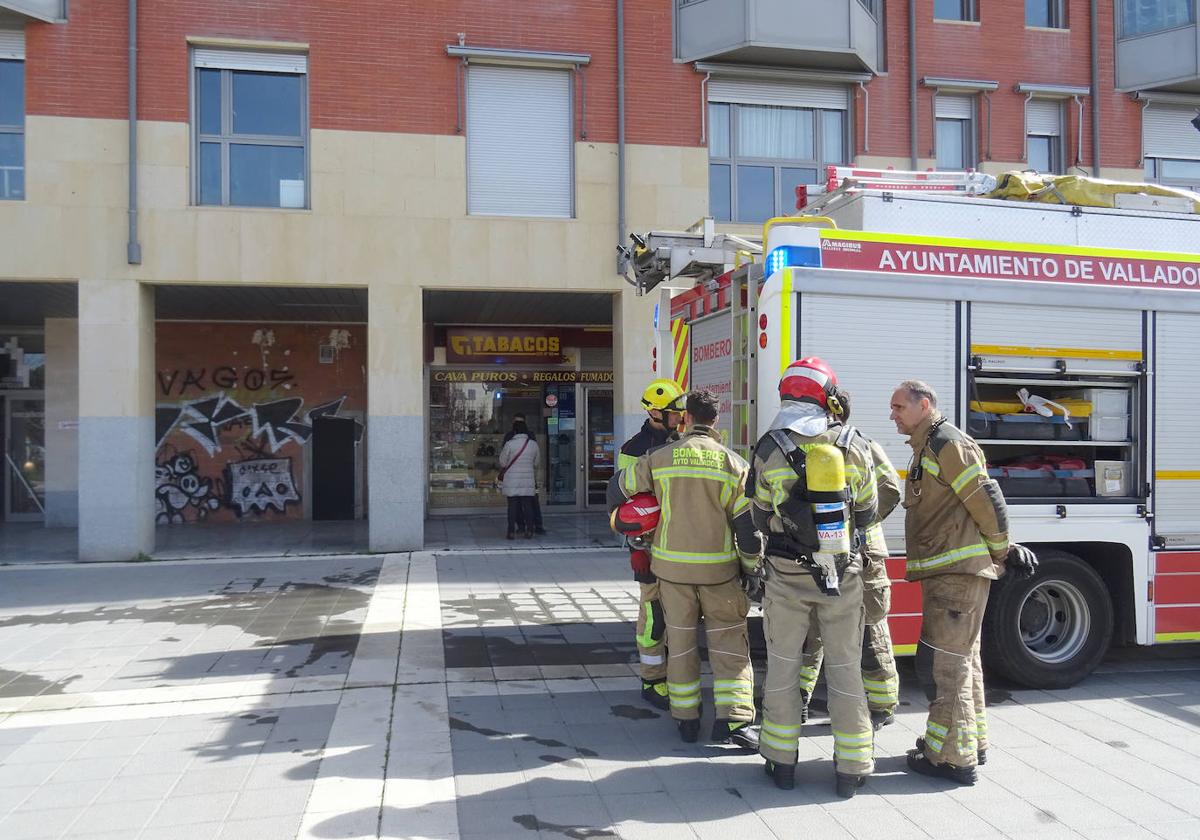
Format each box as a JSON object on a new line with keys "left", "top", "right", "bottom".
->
{"left": 617, "top": 452, "right": 638, "bottom": 471}
{"left": 863, "top": 677, "right": 898, "bottom": 703}
{"left": 906, "top": 543, "right": 988, "bottom": 573}
{"left": 670, "top": 695, "right": 701, "bottom": 708}
{"left": 732, "top": 495, "right": 751, "bottom": 516}
{"left": 623, "top": 467, "right": 639, "bottom": 495}
{"left": 655, "top": 466, "right": 740, "bottom": 485}
{"left": 921, "top": 456, "right": 940, "bottom": 477}
{"left": 798, "top": 666, "right": 819, "bottom": 695}
{"left": 760, "top": 731, "right": 798, "bottom": 751}
{"left": 668, "top": 680, "right": 700, "bottom": 693}
{"left": 651, "top": 545, "right": 738, "bottom": 564}
{"left": 761, "top": 718, "right": 801, "bottom": 752}
{"left": 864, "top": 523, "right": 885, "bottom": 541}
{"left": 636, "top": 601, "right": 657, "bottom": 649}
{"left": 984, "top": 537, "right": 1008, "bottom": 552}
{"left": 951, "top": 462, "right": 983, "bottom": 494}
{"left": 924, "top": 721, "right": 947, "bottom": 752}
{"left": 762, "top": 719, "right": 801, "bottom": 735}
{"left": 639, "top": 653, "right": 664, "bottom": 665}
{"left": 833, "top": 729, "right": 874, "bottom": 760}
{"left": 976, "top": 714, "right": 988, "bottom": 737}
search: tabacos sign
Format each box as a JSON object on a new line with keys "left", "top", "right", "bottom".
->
{"left": 446, "top": 328, "right": 564, "bottom": 363}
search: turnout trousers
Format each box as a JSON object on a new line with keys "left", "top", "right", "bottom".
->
{"left": 759, "top": 568, "right": 874, "bottom": 777}
{"left": 916, "top": 573, "right": 991, "bottom": 769}
{"left": 797, "top": 582, "right": 899, "bottom": 714}
{"left": 657, "top": 577, "right": 754, "bottom": 723}
{"left": 636, "top": 580, "right": 667, "bottom": 682}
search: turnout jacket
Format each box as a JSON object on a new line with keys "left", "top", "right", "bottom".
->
{"left": 749, "top": 420, "right": 879, "bottom": 577}
{"left": 616, "top": 420, "right": 674, "bottom": 471}
{"left": 861, "top": 437, "right": 901, "bottom": 588}
{"left": 902, "top": 413, "right": 1009, "bottom": 581}
{"left": 617, "top": 425, "right": 761, "bottom": 585}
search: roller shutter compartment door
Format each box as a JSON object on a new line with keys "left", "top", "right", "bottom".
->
{"left": 1154, "top": 312, "right": 1200, "bottom": 546}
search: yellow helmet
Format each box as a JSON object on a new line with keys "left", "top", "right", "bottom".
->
{"left": 641, "top": 379, "right": 685, "bottom": 413}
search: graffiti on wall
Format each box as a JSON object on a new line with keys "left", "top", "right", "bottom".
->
{"left": 226, "top": 458, "right": 300, "bottom": 517}
{"left": 155, "top": 452, "right": 223, "bottom": 524}
{"left": 157, "top": 394, "right": 363, "bottom": 456}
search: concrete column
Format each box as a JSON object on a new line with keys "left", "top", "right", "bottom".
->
{"left": 367, "top": 284, "right": 425, "bottom": 551}
{"left": 613, "top": 289, "right": 658, "bottom": 446}
{"left": 78, "top": 279, "right": 155, "bottom": 561}
{"left": 44, "top": 317, "right": 79, "bottom": 528}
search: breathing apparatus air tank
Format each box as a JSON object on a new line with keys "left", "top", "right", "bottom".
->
{"left": 804, "top": 443, "right": 850, "bottom": 596}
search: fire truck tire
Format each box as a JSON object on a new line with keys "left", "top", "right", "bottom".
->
{"left": 982, "top": 549, "right": 1114, "bottom": 690}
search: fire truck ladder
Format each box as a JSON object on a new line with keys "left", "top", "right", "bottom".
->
{"left": 620, "top": 217, "right": 761, "bottom": 295}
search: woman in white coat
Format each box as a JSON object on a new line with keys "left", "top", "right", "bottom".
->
{"left": 498, "top": 418, "right": 541, "bottom": 539}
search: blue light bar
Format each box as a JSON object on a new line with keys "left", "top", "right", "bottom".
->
{"left": 765, "top": 245, "right": 822, "bottom": 276}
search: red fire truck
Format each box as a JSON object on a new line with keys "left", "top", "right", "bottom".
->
{"left": 626, "top": 171, "right": 1200, "bottom": 688}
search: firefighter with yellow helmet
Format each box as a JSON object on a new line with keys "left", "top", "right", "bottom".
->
{"left": 612, "top": 378, "right": 686, "bottom": 710}
{"left": 747, "top": 358, "right": 879, "bottom": 797}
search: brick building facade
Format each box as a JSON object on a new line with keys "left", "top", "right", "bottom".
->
{"left": 1, "top": 1, "right": 1197, "bottom": 559}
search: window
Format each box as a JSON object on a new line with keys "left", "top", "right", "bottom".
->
{"left": 192, "top": 49, "right": 308, "bottom": 208}
{"left": 467, "top": 65, "right": 573, "bottom": 218}
{"left": 1145, "top": 158, "right": 1200, "bottom": 192}
{"left": 0, "top": 31, "right": 24, "bottom": 201}
{"left": 1027, "top": 0, "right": 1066, "bottom": 27}
{"left": 934, "top": 0, "right": 977, "bottom": 21}
{"left": 708, "top": 102, "right": 846, "bottom": 224}
{"left": 935, "top": 96, "right": 975, "bottom": 170}
{"left": 1026, "top": 99, "right": 1064, "bottom": 174}
{"left": 1120, "top": 0, "right": 1193, "bottom": 37}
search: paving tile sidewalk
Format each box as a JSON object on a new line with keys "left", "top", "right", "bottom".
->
{"left": 0, "top": 548, "right": 1197, "bottom": 839}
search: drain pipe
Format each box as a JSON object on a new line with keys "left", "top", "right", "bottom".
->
{"left": 127, "top": 0, "right": 142, "bottom": 264}
{"left": 909, "top": 0, "right": 918, "bottom": 170}
{"left": 616, "top": 0, "right": 627, "bottom": 275}
{"left": 1089, "top": 0, "right": 1101, "bottom": 176}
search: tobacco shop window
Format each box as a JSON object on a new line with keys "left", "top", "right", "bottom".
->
{"left": 192, "top": 48, "right": 309, "bottom": 208}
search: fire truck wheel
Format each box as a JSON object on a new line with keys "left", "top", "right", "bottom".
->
{"left": 982, "top": 549, "right": 1114, "bottom": 690}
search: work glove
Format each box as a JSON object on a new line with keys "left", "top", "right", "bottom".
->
{"left": 1005, "top": 543, "right": 1039, "bottom": 581}
{"left": 630, "top": 549, "right": 656, "bottom": 584}
{"left": 740, "top": 563, "right": 768, "bottom": 602}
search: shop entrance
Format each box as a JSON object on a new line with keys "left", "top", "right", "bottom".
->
{"left": 422, "top": 289, "right": 615, "bottom": 516}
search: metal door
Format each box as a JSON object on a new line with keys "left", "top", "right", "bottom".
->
{"left": 581, "top": 386, "right": 614, "bottom": 508}
{"left": 2, "top": 392, "right": 45, "bottom": 522}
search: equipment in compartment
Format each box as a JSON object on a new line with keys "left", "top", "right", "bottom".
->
{"left": 1095, "top": 460, "right": 1132, "bottom": 497}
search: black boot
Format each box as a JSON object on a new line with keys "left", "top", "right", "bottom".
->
{"left": 712, "top": 719, "right": 759, "bottom": 750}
{"left": 835, "top": 773, "right": 867, "bottom": 799}
{"left": 870, "top": 709, "right": 895, "bottom": 730}
{"left": 906, "top": 749, "right": 977, "bottom": 785}
{"left": 916, "top": 737, "right": 986, "bottom": 766}
{"left": 678, "top": 719, "right": 700, "bottom": 743}
{"left": 640, "top": 679, "right": 670, "bottom": 711}
{"left": 764, "top": 760, "right": 795, "bottom": 790}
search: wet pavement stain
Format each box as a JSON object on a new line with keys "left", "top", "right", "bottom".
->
{"left": 512, "top": 815, "right": 616, "bottom": 838}
{"left": 1036, "top": 809, "right": 1059, "bottom": 824}
{"left": 449, "top": 717, "right": 599, "bottom": 757}
{"left": 0, "top": 668, "right": 81, "bottom": 696}
{"left": 725, "top": 787, "right": 743, "bottom": 798}
{"left": 0, "top": 561, "right": 381, "bottom": 694}
{"left": 1107, "top": 740, "right": 1130, "bottom": 749}
{"left": 609, "top": 704, "right": 660, "bottom": 720}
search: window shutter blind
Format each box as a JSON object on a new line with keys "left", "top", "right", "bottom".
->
{"left": 708, "top": 78, "right": 850, "bottom": 110}
{"left": 1027, "top": 99, "right": 1061, "bottom": 136}
{"left": 0, "top": 29, "right": 24, "bottom": 60}
{"left": 467, "top": 65, "right": 573, "bottom": 218}
{"left": 193, "top": 49, "right": 307, "bottom": 74}
{"left": 1144, "top": 104, "right": 1200, "bottom": 160}
{"left": 935, "top": 95, "right": 973, "bottom": 120}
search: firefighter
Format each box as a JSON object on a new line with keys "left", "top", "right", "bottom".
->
{"left": 612, "top": 389, "right": 763, "bottom": 748}
{"left": 748, "top": 358, "right": 878, "bottom": 798}
{"left": 794, "top": 389, "right": 903, "bottom": 730}
{"left": 889, "top": 380, "right": 1038, "bottom": 785}
{"left": 613, "top": 378, "right": 686, "bottom": 711}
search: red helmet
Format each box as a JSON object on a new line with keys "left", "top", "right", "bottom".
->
{"left": 779, "top": 357, "right": 838, "bottom": 406}
{"left": 610, "top": 493, "right": 661, "bottom": 537}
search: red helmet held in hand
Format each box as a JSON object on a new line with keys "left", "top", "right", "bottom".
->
{"left": 611, "top": 492, "right": 661, "bottom": 537}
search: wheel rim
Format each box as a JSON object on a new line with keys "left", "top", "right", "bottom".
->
{"left": 1017, "top": 578, "right": 1092, "bottom": 665}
